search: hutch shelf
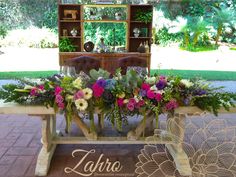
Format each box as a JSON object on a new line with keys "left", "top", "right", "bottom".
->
{"left": 58, "top": 1, "right": 153, "bottom": 73}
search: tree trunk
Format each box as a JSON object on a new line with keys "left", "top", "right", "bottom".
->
{"left": 215, "top": 23, "right": 223, "bottom": 45}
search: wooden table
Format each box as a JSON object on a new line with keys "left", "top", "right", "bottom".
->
{"left": 1, "top": 101, "right": 236, "bottom": 176}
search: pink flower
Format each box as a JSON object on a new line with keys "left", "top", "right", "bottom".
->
{"left": 147, "top": 90, "right": 155, "bottom": 99}
{"left": 38, "top": 85, "right": 44, "bottom": 91}
{"left": 165, "top": 99, "right": 178, "bottom": 111}
{"left": 135, "top": 99, "right": 145, "bottom": 109}
{"left": 129, "top": 98, "right": 136, "bottom": 105}
{"left": 138, "top": 99, "right": 145, "bottom": 107}
{"left": 55, "top": 86, "right": 63, "bottom": 95}
{"left": 92, "top": 83, "right": 104, "bottom": 98}
{"left": 74, "top": 90, "right": 84, "bottom": 99}
{"left": 117, "top": 98, "right": 124, "bottom": 107}
{"left": 155, "top": 93, "right": 162, "bottom": 102}
{"left": 55, "top": 94, "right": 64, "bottom": 104}
{"left": 127, "top": 102, "right": 135, "bottom": 111}
{"left": 58, "top": 102, "right": 65, "bottom": 109}
{"left": 30, "top": 87, "right": 38, "bottom": 96}
{"left": 141, "top": 83, "right": 150, "bottom": 91}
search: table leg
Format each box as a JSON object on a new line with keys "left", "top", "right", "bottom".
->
{"left": 166, "top": 113, "right": 192, "bottom": 176}
{"left": 35, "top": 115, "right": 57, "bottom": 176}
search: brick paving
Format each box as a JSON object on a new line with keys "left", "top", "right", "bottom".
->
{"left": 0, "top": 114, "right": 236, "bottom": 177}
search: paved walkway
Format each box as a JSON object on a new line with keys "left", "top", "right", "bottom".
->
{"left": 0, "top": 113, "right": 236, "bottom": 177}
{"left": 0, "top": 45, "right": 236, "bottom": 72}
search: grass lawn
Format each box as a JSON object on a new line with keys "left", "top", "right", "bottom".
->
{"left": 0, "top": 71, "right": 58, "bottom": 79}
{"left": 151, "top": 69, "right": 236, "bottom": 80}
{"left": 0, "top": 69, "right": 236, "bottom": 80}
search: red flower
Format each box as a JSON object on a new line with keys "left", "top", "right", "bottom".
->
{"left": 155, "top": 93, "right": 162, "bottom": 102}
{"left": 147, "top": 90, "right": 155, "bottom": 99}
{"left": 38, "top": 85, "right": 44, "bottom": 91}
{"left": 141, "top": 83, "right": 150, "bottom": 91}
{"left": 117, "top": 98, "right": 124, "bottom": 107}
{"left": 30, "top": 87, "right": 38, "bottom": 96}
{"left": 55, "top": 86, "right": 63, "bottom": 95}
{"left": 92, "top": 83, "right": 104, "bottom": 98}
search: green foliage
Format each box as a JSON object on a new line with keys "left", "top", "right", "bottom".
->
{"left": 0, "top": 25, "right": 7, "bottom": 39}
{"left": 59, "top": 37, "right": 76, "bottom": 52}
{"left": 89, "top": 69, "right": 110, "bottom": 81}
{"left": 84, "top": 22, "right": 126, "bottom": 47}
{"left": 230, "top": 47, "right": 236, "bottom": 50}
{"left": 181, "top": 0, "right": 205, "bottom": 17}
{"left": 180, "top": 44, "right": 218, "bottom": 52}
{"left": 193, "top": 92, "right": 236, "bottom": 116}
{"left": 135, "top": 9, "right": 152, "bottom": 23}
{"left": 0, "top": 0, "right": 57, "bottom": 31}
{"left": 155, "top": 27, "right": 182, "bottom": 46}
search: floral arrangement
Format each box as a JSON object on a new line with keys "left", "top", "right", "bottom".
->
{"left": 0, "top": 69, "right": 236, "bottom": 132}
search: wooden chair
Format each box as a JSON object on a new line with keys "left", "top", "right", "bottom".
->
{"left": 65, "top": 56, "right": 100, "bottom": 75}
{"left": 117, "top": 56, "right": 148, "bottom": 75}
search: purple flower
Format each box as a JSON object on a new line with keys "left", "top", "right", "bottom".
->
{"left": 156, "top": 80, "right": 166, "bottom": 90}
{"left": 96, "top": 79, "right": 106, "bottom": 88}
{"left": 194, "top": 89, "right": 207, "bottom": 96}
{"left": 183, "top": 98, "right": 190, "bottom": 106}
{"left": 140, "top": 89, "right": 147, "bottom": 97}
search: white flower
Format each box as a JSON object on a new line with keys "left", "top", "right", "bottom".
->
{"left": 123, "top": 99, "right": 129, "bottom": 104}
{"left": 66, "top": 95, "right": 74, "bottom": 101}
{"left": 181, "top": 79, "right": 194, "bottom": 88}
{"left": 145, "top": 77, "right": 156, "bottom": 85}
{"left": 73, "top": 77, "right": 82, "bottom": 89}
{"left": 75, "top": 99, "right": 88, "bottom": 111}
{"left": 82, "top": 88, "right": 93, "bottom": 100}
{"left": 150, "top": 85, "right": 158, "bottom": 91}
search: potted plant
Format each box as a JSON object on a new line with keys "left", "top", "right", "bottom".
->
{"left": 59, "top": 37, "right": 76, "bottom": 52}
{"left": 135, "top": 9, "right": 152, "bottom": 24}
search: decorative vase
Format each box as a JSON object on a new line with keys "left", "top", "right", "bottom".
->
{"left": 115, "top": 12, "right": 122, "bottom": 20}
{"left": 71, "top": 28, "right": 77, "bottom": 37}
{"left": 137, "top": 42, "right": 145, "bottom": 53}
{"left": 133, "top": 28, "right": 140, "bottom": 38}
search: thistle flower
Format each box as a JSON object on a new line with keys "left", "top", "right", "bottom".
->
{"left": 75, "top": 99, "right": 88, "bottom": 111}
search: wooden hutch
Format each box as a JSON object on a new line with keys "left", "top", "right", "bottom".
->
{"left": 58, "top": 1, "right": 153, "bottom": 74}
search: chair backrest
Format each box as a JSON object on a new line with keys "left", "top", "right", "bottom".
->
{"left": 65, "top": 56, "right": 100, "bottom": 74}
{"left": 117, "top": 56, "right": 147, "bottom": 75}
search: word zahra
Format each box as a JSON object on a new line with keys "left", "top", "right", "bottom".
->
{"left": 64, "top": 149, "right": 123, "bottom": 176}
